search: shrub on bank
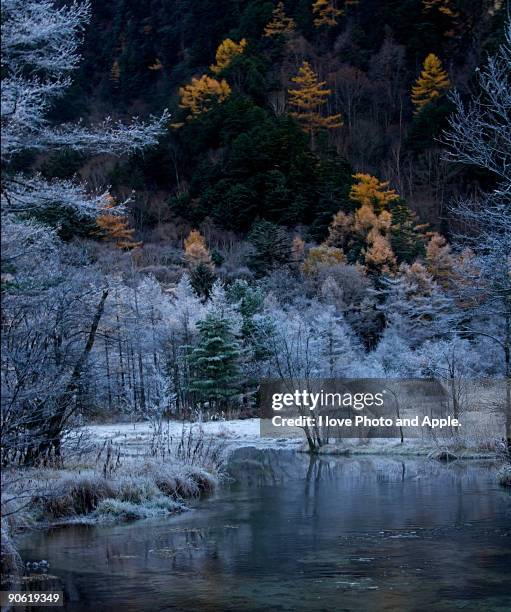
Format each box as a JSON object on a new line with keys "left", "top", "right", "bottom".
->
{"left": 32, "top": 461, "right": 218, "bottom": 523}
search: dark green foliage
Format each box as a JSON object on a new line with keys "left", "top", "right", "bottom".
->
{"left": 170, "top": 102, "right": 353, "bottom": 232}
{"left": 404, "top": 97, "right": 455, "bottom": 155}
{"left": 35, "top": 0, "right": 504, "bottom": 246}
{"left": 188, "top": 313, "right": 242, "bottom": 407}
{"left": 389, "top": 202, "right": 426, "bottom": 264}
{"left": 40, "top": 150, "right": 86, "bottom": 180}
{"left": 226, "top": 280, "right": 263, "bottom": 337}
{"left": 226, "top": 279, "right": 273, "bottom": 362}
{"left": 211, "top": 250, "right": 225, "bottom": 267}
{"left": 25, "top": 206, "right": 97, "bottom": 241}
{"left": 190, "top": 263, "right": 216, "bottom": 302}
{"left": 247, "top": 220, "right": 291, "bottom": 277}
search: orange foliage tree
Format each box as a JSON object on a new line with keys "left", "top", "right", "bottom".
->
{"left": 263, "top": 2, "right": 296, "bottom": 37}
{"left": 288, "top": 61, "right": 342, "bottom": 136}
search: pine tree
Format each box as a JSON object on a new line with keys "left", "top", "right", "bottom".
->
{"left": 288, "top": 61, "right": 342, "bottom": 136}
{"left": 190, "top": 263, "right": 216, "bottom": 302}
{"left": 309, "top": 304, "right": 357, "bottom": 376}
{"left": 188, "top": 312, "right": 242, "bottom": 410}
{"left": 390, "top": 204, "right": 427, "bottom": 264}
{"left": 313, "top": 0, "right": 342, "bottom": 28}
{"left": 247, "top": 220, "right": 291, "bottom": 277}
{"left": 210, "top": 38, "right": 247, "bottom": 74}
{"left": 179, "top": 75, "right": 231, "bottom": 117}
{"left": 263, "top": 2, "right": 296, "bottom": 37}
{"left": 411, "top": 54, "right": 450, "bottom": 113}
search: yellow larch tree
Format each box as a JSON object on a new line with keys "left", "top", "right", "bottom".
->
{"left": 264, "top": 2, "right": 296, "bottom": 37}
{"left": 210, "top": 38, "right": 247, "bottom": 74}
{"left": 425, "top": 231, "right": 463, "bottom": 291}
{"left": 325, "top": 173, "right": 400, "bottom": 273}
{"left": 325, "top": 210, "right": 353, "bottom": 250}
{"left": 179, "top": 75, "right": 231, "bottom": 118}
{"left": 364, "top": 229, "right": 396, "bottom": 272}
{"left": 349, "top": 173, "right": 399, "bottom": 212}
{"left": 301, "top": 244, "right": 346, "bottom": 277}
{"left": 184, "top": 229, "right": 213, "bottom": 268}
{"left": 313, "top": 0, "right": 342, "bottom": 27}
{"left": 411, "top": 53, "right": 450, "bottom": 113}
{"left": 96, "top": 196, "right": 141, "bottom": 250}
{"left": 288, "top": 61, "right": 342, "bottom": 135}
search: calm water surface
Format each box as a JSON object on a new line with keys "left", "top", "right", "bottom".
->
{"left": 19, "top": 449, "right": 511, "bottom": 611}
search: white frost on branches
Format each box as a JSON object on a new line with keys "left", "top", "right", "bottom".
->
{"left": 1, "top": 0, "right": 168, "bottom": 217}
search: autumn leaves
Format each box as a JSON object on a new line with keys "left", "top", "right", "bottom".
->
{"left": 175, "top": 1, "right": 450, "bottom": 134}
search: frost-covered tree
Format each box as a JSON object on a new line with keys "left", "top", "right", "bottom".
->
{"left": 443, "top": 21, "right": 511, "bottom": 445}
{"left": 1, "top": 220, "right": 109, "bottom": 463}
{"left": 1, "top": 0, "right": 167, "bottom": 221}
{"left": 375, "top": 263, "right": 454, "bottom": 348}
{"left": 1, "top": 0, "right": 167, "bottom": 463}
{"left": 307, "top": 303, "right": 360, "bottom": 377}
{"left": 188, "top": 290, "right": 243, "bottom": 413}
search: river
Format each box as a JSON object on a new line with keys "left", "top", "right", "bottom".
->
{"left": 19, "top": 448, "right": 511, "bottom": 611}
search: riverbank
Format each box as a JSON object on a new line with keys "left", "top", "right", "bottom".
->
{"left": 0, "top": 426, "right": 223, "bottom": 587}
{"left": 87, "top": 417, "right": 503, "bottom": 460}
{"left": 14, "top": 449, "right": 511, "bottom": 612}
{"left": 2, "top": 418, "right": 509, "bottom": 588}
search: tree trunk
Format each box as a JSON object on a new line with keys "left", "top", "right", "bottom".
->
{"left": 30, "top": 289, "right": 109, "bottom": 464}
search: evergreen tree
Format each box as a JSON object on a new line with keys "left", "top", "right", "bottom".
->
{"left": 247, "top": 220, "right": 291, "bottom": 277}
{"left": 376, "top": 262, "right": 454, "bottom": 347}
{"left": 309, "top": 304, "right": 359, "bottom": 376}
{"left": 411, "top": 53, "right": 450, "bottom": 113}
{"left": 190, "top": 262, "right": 216, "bottom": 301}
{"left": 389, "top": 203, "right": 427, "bottom": 264}
{"left": 188, "top": 312, "right": 242, "bottom": 410}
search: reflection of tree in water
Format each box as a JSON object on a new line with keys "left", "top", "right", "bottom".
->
{"left": 227, "top": 448, "right": 305, "bottom": 486}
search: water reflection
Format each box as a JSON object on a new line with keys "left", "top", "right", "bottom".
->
{"left": 19, "top": 449, "right": 511, "bottom": 611}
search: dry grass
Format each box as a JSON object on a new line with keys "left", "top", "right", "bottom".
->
{"left": 28, "top": 460, "right": 219, "bottom": 524}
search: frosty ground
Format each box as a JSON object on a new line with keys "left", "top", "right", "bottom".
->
{"left": 87, "top": 417, "right": 500, "bottom": 459}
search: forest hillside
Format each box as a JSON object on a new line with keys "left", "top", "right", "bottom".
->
{"left": 1, "top": 0, "right": 509, "bottom": 463}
